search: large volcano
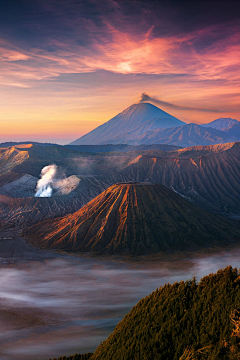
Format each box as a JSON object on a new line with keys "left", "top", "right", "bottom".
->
{"left": 70, "top": 103, "right": 185, "bottom": 145}
{"left": 24, "top": 183, "right": 240, "bottom": 255}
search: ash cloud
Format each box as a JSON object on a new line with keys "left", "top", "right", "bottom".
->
{"left": 140, "top": 93, "right": 222, "bottom": 113}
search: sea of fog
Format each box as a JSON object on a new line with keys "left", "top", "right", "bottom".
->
{"left": 0, "top": 250, "right": 240, "bottom": 360}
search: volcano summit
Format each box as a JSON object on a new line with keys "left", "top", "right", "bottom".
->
{"left": 70, "top": 103, "right": 185, "bottom": 145}
{"left": 70, "top": 102, "right": 240, "bottom": 147}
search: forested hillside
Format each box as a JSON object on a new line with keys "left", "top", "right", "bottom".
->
{"left": 50, "top": 266, "right": 240, "bottom": 360}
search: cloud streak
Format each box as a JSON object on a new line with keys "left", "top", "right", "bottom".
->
{"left": 1, "top": 22, "right": 240, "bottom": 87}
{"left": 140, "top": 93, "right": 223, "bottom": 113}
{"left": 0, "top": 0, "right": 239, "bottom": 142}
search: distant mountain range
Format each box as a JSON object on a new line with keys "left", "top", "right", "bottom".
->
{"left": 0, "top": 141, "right": 57, "bottom": 148}
{"left": 70, "top": 103, "right": 240, "bottom": 147}
{"left": 202, "top": 117, "right": 239, "bottom": 131}
{"left": 107, "top": 123, "right": 231, "bottom": 147}
{"left": 0, "top": 142, "right": 240, "bottom": 228}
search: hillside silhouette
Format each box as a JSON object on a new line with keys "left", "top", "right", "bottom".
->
{"left": 49, "top": 267, "right": 240, "bottom": 360}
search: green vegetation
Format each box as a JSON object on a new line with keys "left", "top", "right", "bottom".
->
{"left": 52, "top": 266, "right": 240, "bottom": 359}
{"left": 92, "top": 266, "right": 240, "bottom": 359}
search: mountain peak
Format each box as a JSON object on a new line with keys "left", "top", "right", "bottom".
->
{"left": 70, "top": 102, "right": 185, "bottom": 145}
{"left": 117, "top": 102, "right": 179, "bottom": 122}
{"left": 202, "top": 117, "right": 239, "bottom": 131}
{"left": 123, "top": 102, "right": 163, "bottom": 110}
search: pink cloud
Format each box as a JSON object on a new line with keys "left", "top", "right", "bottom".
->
{"left": 0, "top": 23, "right": 240, "bottom": 90}
{"left": 0, "top": 39, "right": 30, "bottom": 62}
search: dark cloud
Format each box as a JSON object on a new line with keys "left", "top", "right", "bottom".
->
{"left": 0, "top": 0, "right": 106, "bottom": 49}
{"left": 0, "top": 0, "right": 239, "bottom": 52}
{"left": 140, "top": 93, "right": 223, "bottom": 113}
{"left": 146, "top": 0, "right": 240, "bottom": 37}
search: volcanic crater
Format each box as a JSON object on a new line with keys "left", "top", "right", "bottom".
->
{"left": 24, "top": 183, "right": 240, "bottom": 255}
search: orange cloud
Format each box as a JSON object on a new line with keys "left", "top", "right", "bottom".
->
{"left": 0, "top": 22, "right": 239, "bottom": 143}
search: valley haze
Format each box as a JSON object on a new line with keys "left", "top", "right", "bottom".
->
{"left": 0, "top": 137, "right": 240, "bottom": 359}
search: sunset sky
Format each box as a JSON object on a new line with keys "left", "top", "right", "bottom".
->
{"left": 1, "top": 0, "right": 240, "bottom": 144}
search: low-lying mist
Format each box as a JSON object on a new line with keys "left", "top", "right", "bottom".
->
{"left": 0, "top": 251, "right": 240, "bottom": 360}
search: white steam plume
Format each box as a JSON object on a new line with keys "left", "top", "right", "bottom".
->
{"left": 35, "top": 165, "right": 57, "bottom": 197}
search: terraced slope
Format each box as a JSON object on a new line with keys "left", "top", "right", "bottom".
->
{"left": 24, "top": 183, "right": 240, "bottom": 255}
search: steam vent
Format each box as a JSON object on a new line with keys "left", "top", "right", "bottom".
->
{"left": 24, "top": 183, "right": 240, "bottom": 255}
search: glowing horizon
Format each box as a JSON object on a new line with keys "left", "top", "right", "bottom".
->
{"left": 0, "top": 0, "right": 240, "bottom": 144}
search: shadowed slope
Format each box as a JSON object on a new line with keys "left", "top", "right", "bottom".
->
{"left": 88, "top": 142, "right": 240, "bottom": 213}
{"left": 70, "top": 103, "right": 185, "bottom": 145}
{"left": 0, "top": 143, "right": 156, "bottom": 181}
{"left": 0, "top": 188, "right": 100, "bottom": 227}
{"left": 1, "top": 143, "right": 240, "bottom": 227}
{"left": 202, "top": 117, "right": 239, "bottom": 131}
{"left": 108, "top": 123, "right": 231, "bottom": 146}
{"left": 0, "top": 144, "right": 92, "bottom": 179}
{"left": 24, "top": 183, "right": 240, "bottom": 255}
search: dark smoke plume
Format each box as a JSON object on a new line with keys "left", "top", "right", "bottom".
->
{"left": 140, "top": 93, "right": 222, "bottom": 113}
